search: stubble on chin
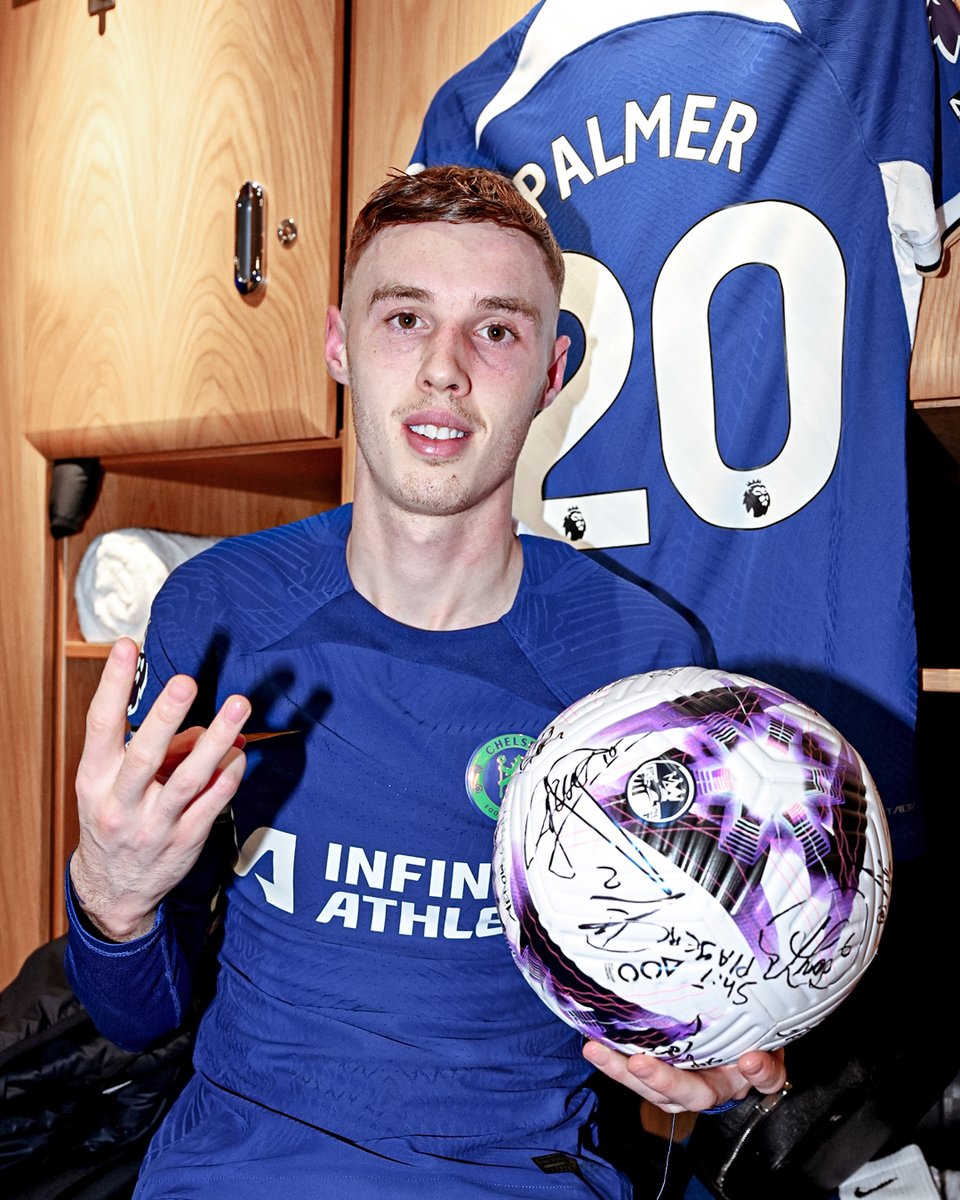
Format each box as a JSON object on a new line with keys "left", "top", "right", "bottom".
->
{"left": 350, "top": 381, "right": 537, "bottom": 519}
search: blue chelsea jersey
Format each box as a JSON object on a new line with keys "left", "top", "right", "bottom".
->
{"left": 410, "top": 0, "right": 960, "bottom": 861}
{"left": 78, "top": 505, "right": 704, "bottom": 1191}
{"left": 64, "top": 507, "right": 705, "bottom": 1196}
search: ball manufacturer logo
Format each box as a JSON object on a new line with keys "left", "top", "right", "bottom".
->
{"left": 464, "top": 733, "right": 535, "bottom": 820}
{"left": 625, "top": 757, "right": 695, "bottom": 823}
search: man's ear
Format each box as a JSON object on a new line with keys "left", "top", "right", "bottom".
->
{"left": 538, "top": 334, "right": 570, "bottom": 413}
{"left": 325, "top": 306, "right": 350, "bottom": 386}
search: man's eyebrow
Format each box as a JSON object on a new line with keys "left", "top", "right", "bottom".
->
{"left": 366, "top": 284, "right": 541, "bottom": 326}
{"left": 368, "top": 284, "right": 433, "bottom": 308}
{"left": 478, "top": 294, "right": 541, "bottom": 325}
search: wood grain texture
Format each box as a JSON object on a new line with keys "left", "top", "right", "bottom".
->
{"left": 921, "top": 668, "right": 960, "bottom": 694}
{"left": 347, "top": 0, "right": 532, "bottom": 224}
{"left": 0, "top": 0, "right": 347, "bottom": 984}
{"left": 0, "top": 2, "right": 55, "bottom": 984}
{"left": 102, "top": 439, "right": 346, "bottom": 504}
{"left": 22, "top": 0, "right": 343, "bottom": 458}
{"left": 911, "top": 246, "right": 960, "bottom": 401}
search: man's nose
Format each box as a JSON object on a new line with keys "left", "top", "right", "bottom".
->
{"left": 417, "top": 325, "right": 470, "bottom": 394}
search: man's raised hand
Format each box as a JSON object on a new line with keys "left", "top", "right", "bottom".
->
{"left": 69, "top": 637, "right": 250, "bottom": 941}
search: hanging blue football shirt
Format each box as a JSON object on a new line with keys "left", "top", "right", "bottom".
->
{"left": 410, "top": 0, "right": 960, "bottom": 862}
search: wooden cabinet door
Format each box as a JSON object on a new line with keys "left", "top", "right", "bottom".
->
{"left": 18, "top": 0, "right": 343, "bottom": 459}
{"left": 348, "top": 1, "right": 534, "bottom": 218}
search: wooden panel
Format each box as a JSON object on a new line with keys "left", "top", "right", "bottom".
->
{"left": 52, "top": 655, "right": 105, "bottom": 941}
{"left": 911, "top": 247, "right": 960, "bottom": 461}
{"left": 0, "top": 8, "right": 54, "bottom": 986}
{"left": 347, "top": 0, "right": 532, "bottom": 222}
{"left": 19, "top": 0, "right": 343, "bottom": 459}
{"left": 60, "top": 468, "right": 324, "bottom": 647}
{"left": 911, "top": 245, "right": 960, "bottom": 401}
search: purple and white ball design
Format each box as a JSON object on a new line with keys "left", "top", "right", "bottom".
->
{"left": 492, "top": 667, "right": 892, "bottom": 1068}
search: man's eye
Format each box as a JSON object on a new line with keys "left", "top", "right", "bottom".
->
{"left": 393, "top": 312, "right": 419, "bottom": 329}
{"left": 483, "top": 324, "right": 512, "bottom": 342}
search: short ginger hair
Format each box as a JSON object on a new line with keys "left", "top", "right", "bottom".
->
{"left": 344, "top": 165, "right": 565, "bottom": 297}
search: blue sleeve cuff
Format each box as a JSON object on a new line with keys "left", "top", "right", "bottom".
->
{"left": 64, "top": 854, "right": 167, "bottom": 954}
{"left": 63, "top": 857, "right": 188, "bottom": 1050}
{"left": 701, "top": 1097, "right": 746, "bottom": 1115}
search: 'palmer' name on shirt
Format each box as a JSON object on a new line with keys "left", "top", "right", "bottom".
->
{"left": 512, "top": 93, "right": 758, "bottom": 215}
{"left": 234, "top": 828, "right": 503, "bottom": 939}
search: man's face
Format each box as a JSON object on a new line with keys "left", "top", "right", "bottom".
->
{"left": 326, "top": 220, "right": 568, "bottom": 521}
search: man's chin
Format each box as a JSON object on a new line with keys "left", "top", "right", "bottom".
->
{"left": 392, "top": 478, "right": 472, "bottom": 519}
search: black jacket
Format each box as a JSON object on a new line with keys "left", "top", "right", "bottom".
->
{"left": 0, "top": 936, "right": 194, "bottom": 1200}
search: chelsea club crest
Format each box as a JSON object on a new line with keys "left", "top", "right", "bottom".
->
{"left": 464, "top": 733, "right": 535, "bottom": 820}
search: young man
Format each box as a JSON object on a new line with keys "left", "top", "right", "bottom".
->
{"left": 66, "top": 167, "right": 787, "bottom": 1198}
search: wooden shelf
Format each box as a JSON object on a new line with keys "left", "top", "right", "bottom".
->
{"left": 913, "top": 398, "right": 960, "bottom": 466}
{"left": 921, "top": 668, "right": 960, "bottom": 693}
{"left": 51, "top": 450, "right": 344, "bottom": 938}
{"left": 64, "top": 640, "right": 112, "bottom": 661}
{"left": 102, "top": 436, "right": 345, "bottom": 504}
{"left": 58, "top": 447, "right": 346, "bottom": 660}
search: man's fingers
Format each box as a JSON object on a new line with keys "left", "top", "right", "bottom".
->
{"left": 581, "top": 1041, "right": 680, "bottom": 1105}
{"left": 81, "top": 638, "right": 141, "bottom": 761}
{"left": 154, "top": 726, "right": 246, "bottom": 783}
{"left": 154, "top": 726, "right": 206, "bottom": 783}
{"left": 115, "top": 674, "right": 200, "bottom": 803}
{"left": 77, "top": 638, "right": 147, "bottom": 800}
{"left": 738, "top": 1048, "right": 787, "bottom": 1094}
{"left": 582, "top": 1041, "right": 751, "bottom": 1112}
{"left": 188, "top": 742, "right": 248, "bottom": 813}
{"left": 617, "top": 1049, "right": 706, "bottom": 1108}
{"left": 157, "top": 695, "right": 251, "bottom": 812}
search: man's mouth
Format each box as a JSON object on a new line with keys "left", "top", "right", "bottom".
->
{"left": 408, "top": 424, "right": 467, "bottom": 441}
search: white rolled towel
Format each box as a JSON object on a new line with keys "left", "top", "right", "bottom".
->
{"left": 74, "top": 528, "right": 222, "bottom": 643}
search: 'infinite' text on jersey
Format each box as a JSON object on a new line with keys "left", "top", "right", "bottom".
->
{"left": 235, "top": 829, "right": 503, "bottom": 939}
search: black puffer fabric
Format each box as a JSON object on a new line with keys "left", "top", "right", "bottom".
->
{"left": 0, "top": 936, "right": 194, "bottom": 1200}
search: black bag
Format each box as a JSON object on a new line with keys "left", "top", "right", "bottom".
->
{"left": 0, "top": 936, "right": 195, "bottom": 1200}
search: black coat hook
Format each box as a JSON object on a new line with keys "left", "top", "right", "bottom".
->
{"left": 88, "top": 0, "right": 116, "bottom": 36}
